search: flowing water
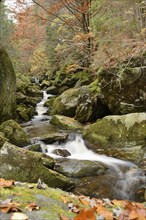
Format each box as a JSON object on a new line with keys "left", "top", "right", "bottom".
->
{"left": 24, "top": 91, "right": 145, "bottom": 201}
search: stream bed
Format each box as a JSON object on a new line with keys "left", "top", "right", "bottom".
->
{"left": 23, "top": 91, "right": 145, "bottom": 202}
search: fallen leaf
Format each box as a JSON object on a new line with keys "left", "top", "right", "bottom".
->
{"left": 0, "top": 178, "right": 14, "bottom": 188}
{"left": 11, "top": 212, "right": 29, "bottom": 220}
{"left": 25, "top": 202, "right": 40, "bottom": 211}
{"left": 0, "top": 202, "right": 21, "bottom": 213}
{"left": 61, "top": 195, "right": 68, "bottom": 204}
{"left": 74, "top": 207, "right": 96, "bottom": 220}
{"left": 128, "top": 210, "right": 139, "bottom": 220}
{"left": 59, "top": 214, "right": 70, "bottom": 220}
{"left": 79, "top": 198, "right": 90, "bottom": 206}
{"left": 96, "top": 205, "right": 113, "bottom": 220}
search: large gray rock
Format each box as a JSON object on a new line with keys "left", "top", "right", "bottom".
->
{"left": 50, "top": 88, "right": 80, "bottom": 117}
{"left": 83, "top": 113, "right": 146, "bottom": 163}
{"left": 50, "top": 115, "right": 83, "bottom": 130}
{"left": 99, "top": 65, "right": 146, "bottom": 114}
{"left": 54, "top": 159, "right": 107, "bottom": 178}
{"left": 0, "top": 47, "right": 16, "bottom": 123}
{"left": 0, "top": 142, "right": 74, "bottom": 190}
{"left": 0, "top": 119, "right": 30, "bottom": 147}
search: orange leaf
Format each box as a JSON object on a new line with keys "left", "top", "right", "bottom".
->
{"left": 74, "top": 208, "right": 96, "bottom": 220}
{"left": 25, "top": 202, "right": 40, "bottom": 211}
{"left": 96, "top": 205, "right": 113, "bottom": 220}
{"left": 128, "top": 210, "right": 139, "bottom": 220}
{"left": 0, "top": 178, "right": 14, "bottom": 188}
{"left": 79, "top": 198, "right": 90, "bottom": 206}
{"left": 61, "top": 195, "right": 68, "bottom": 204}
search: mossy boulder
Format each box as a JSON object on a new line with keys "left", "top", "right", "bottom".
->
{"left": 37, "top": 131, "right": 68, "bottom": 144}
{"left": 0, "top": 119, "right": 30, "bottom": 147}
{"left": 50, "top": 88, "right": 80, "bottom": 117}
{"left": 50, "top": 84, "right": 110, "bottom": 123}
{"left": 0, "top": 142, "right": 74, "bottom": 190}
{"left": 54, "top": 159, "right": 107, "bottom": 178}
{"left": 52, "top": 65, "right": 91, "bottom": 94}
{"left": 26, "top": 84, "right": 43, "bottom": 98}
{"left": 83, "top": 113, "right": 146, "bottom": 163}
{"left": 0, "top": 47, "right": 16, "bottom": 123}
{"left": 50, "top": 115, "right": 83, "bottom": 130}
{"left": 99, "top": 65, "right": 146, "bottom": 114}
{"left": 0, "top": 132, "right": 8, "bottom": 148}
{"left": 17, "top": 103, "right": 36, "bottom": 122}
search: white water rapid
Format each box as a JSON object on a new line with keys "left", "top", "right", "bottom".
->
{"left": 31, "top": 91, "right": 54, "bottom": 123}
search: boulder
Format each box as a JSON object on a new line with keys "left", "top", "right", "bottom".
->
{"left": 50, "top": 115, "right": 83, "bottom": 130}
{"left": 37, "top": 132, "right": 68, "bottom": 144}
{"left": 0, "top": 142, "right": 74, "bottom": 190}
{"left": 46, "top": 86, "right": 58, "bottom": 95}
{"left": 17, "top": 103, "right": 36, "bottom": 122}
{"left": 52, "top": 66, "right": 91, "bottom": 94}
{"left": 52, "top": 149, "right": 71, "bottom": 157}
{"left": 0, "top": 132, "right": 8, "bottom": 148}
{"left": 99, "top": 65, "right": 146, "bottom": 114}
{"left": 0, "top": 47, "right": 16, "bottom": 123}
{"left": 50, "top": 88, "right": 80, "bottom": 116}
{"left": 83, "top": 113, "right": 146, "bottom": 163}
{"left": 54, "top": 159, "right": 107, "bottom": 178}
{"left": 26, "top": 84, "right": 43, "bottom": 98}
{"left": 0, "top": 119, "right": 30, "bottom": 147}
{"left": 50, "top": 84, "right": 111, "bottom": 123}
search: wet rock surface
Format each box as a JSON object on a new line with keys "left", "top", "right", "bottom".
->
{"left": 83, "top": 112, "right": 146, "bottom": 163}
{"left": 0, "top": 142, "right": 74, "bottom": 190}
{"left": 54, "top": 158, "right": 107, "bottom": 178}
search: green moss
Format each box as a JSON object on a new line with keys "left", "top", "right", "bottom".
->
{"left": 0, "top": 47, "right": 16, "bottom": 123}
{"left": 0, "top": 185, "right": 82, "bottom": 219}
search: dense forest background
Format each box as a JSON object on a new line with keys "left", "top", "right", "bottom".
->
{"left": 0, "top": 0, "right": 145, "bottom": 76}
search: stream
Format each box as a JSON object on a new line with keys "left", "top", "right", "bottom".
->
{"left": 24, "top": 91, "right": 145, "bottom": 201}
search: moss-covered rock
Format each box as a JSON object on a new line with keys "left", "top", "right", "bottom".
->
{"left": 0, "top": 184, "right": 80, "bottom": 220}
{"left": 0, "top": 132, "right": 8, "bottom": 148}
{"left": 0, "top": 47, "right": 16, "bottom": 124}
{"left": 26, "top": 84, "right": 43, "bottom": 98}
{"left": 50, "top": 88, "right": 80, "bottom": 116}
{"left": 83, "top": 113, "right": 146, "bottom": 163}
{"left": 37, "top": 131, "right": 68, "bottom": 144}
{"left": 0, "top": 142, "right": 74, "bottom": 190}
{"left": 54, "top": 159, "right": 107, "bottom": 178}
{"left": 50, "top": 84, "right": 111, "bottom": 123}
{"left": 51, "top": 65, "right": 92, "bottom": 94}
{"left": 99, "top": 65, "right": 146, "bottom": 114}
{"left": 50, "top": 115, "right": 83, "bottom": 130}
{"left": 0, "top": 120, "right": 30, "bottom": 146}
{"left": 16, "top": 103, "right": 36, "bottom": 122}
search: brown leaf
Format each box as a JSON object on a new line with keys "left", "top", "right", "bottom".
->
{"left": 0, "top": 202, "right": 21, "bottom": 213}
{"left": 25, "top": 202, "right": 39, "bottom": 211}
{"left": 74, "top": 207, "right": 96, "bottom": 220}
{"left": 11, "top": 212, "right": 29, "bottom": 220}
{"left": 59, "top": 214, "right": 70, "bottom": 220}
{"left": 0, "top": 178, "right": 14, "bottom": 188}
